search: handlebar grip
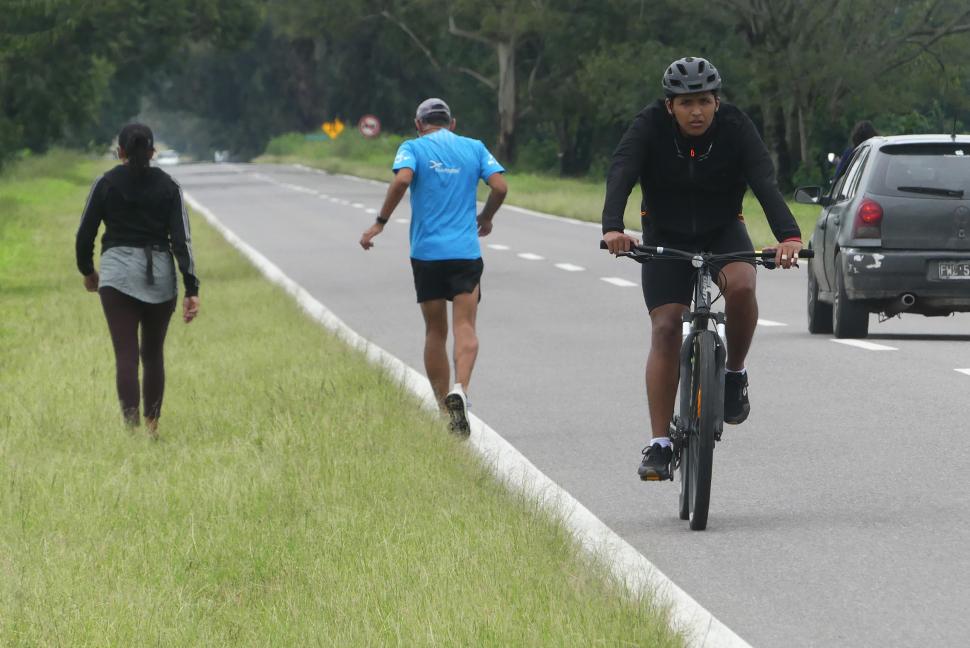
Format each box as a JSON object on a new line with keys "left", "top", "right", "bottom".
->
{"left": 760, "top": 248, "right": 814, "bottom": 259}
{"left": 599, "top": 240, "right": 608, "bottom": 250}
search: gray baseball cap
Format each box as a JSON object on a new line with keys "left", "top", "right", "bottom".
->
{"left": 415, "top": 98, "right": 451, "bottom": 121}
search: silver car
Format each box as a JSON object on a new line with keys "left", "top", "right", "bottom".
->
{"left": 795, "top": 134, "right": 970, "bottom": 338}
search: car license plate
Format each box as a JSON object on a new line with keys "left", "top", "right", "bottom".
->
{"left": 938, "top": 261, "right": 970, "bottom": 279}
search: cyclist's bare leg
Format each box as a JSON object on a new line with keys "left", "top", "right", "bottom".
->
{"left": 646, "top": 303, "right": 689, "bottom": 439}
{"left": 718, "top": 261, "right": 758, "bottom": 371}
{"left": 451, "top": 286, "right": 480, "bottom": 393}
{"left": 420, "top": 299, "right": 450, "bottom": 405}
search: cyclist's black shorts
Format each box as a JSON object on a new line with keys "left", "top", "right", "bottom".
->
{"left": 410, "top": 257, "right": 483, "bottom": 303}
{"left": 640, "top": 219, "right": 754, "bottom": 311}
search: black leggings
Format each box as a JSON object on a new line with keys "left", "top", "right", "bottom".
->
{"left": 99, "top": 287, "right": 176, "bottom": 423}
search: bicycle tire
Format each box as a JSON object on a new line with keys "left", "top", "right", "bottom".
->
{"left": 677, "top": 338, "right": 694, "bottom": 521}
{"left": 687, "top": 331, "right": 718, "bottom": 531}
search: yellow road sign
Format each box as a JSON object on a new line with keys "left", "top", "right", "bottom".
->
{"left": 322, "top": 118, "right": 345, "bottom": 139}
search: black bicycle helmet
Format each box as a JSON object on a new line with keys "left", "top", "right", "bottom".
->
{"left": 662, "top": 57, "right": 722, "bottom": 96}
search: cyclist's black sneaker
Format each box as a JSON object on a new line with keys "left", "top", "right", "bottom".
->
{"left": 724, "top": 371, "right": 750, "bottom": 425}
{"left": 638, "top": 443, "right": 673, "bottom": 481}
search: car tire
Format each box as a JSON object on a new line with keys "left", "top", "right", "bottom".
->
{"left": 833, "top": 255, "right": 869, "bottom": 338}
{"left": 807, "top": 258, "right": 833, "bottom": 334}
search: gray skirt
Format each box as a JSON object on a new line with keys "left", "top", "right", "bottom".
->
{"left": 98, "top": 246, "right": 178, "bottom": 303}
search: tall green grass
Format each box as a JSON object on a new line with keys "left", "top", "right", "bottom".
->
{"left": 260, "top": 131, "right": 821, "bottom": 248}
{"left": 0, "top": 153, "right": 684, "bottom": 646}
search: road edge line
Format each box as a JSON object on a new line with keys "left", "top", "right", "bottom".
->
{"left": 183, "top": 190, "right": 752, "bottom": 648}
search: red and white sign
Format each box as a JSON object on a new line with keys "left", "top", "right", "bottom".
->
{"left": 358, "top": 114, "right": 381, "bottom": 138}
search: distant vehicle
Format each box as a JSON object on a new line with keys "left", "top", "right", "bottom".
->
{"left": 155, "top": 150, "right": 180, "bottom": 166}
{"left": 796, "top": 134, "right": 970, "bottom": 338}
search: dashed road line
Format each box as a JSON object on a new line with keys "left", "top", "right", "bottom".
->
{"left": 757, "top": 319, "right": 787, "bottom": 327}
{"left": 831, "top": 339, "right": 898, "bottom": 351}
{"left": 352, "top": 202, "right": 365, "bottom": 208}
{"left": 365, "top": 208, "right": 378, "bottom": 214}
{"left": 394, "top": 218, "right": 410, "bottom": 224}
{"left": 955, "top": 368, "right": 970, "bottom": 376}
{"left": 555, "top": 263, "right": 585, "bottom": 272}
{"left": 517, "top": 252, "right": 545, "bottom": 261}
{"left": 487, "top": 244, "right": 510, "bottom": 250}
{"left": 601, "top": 277, "right": 638, "bottom": 287}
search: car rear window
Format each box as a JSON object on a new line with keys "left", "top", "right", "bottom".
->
{"left": 869, "top": 143, "right": 970, "bottom": 198}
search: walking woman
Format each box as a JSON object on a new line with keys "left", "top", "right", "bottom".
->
{"left": 75, "top": 123, "right": 200, "bottom": 438}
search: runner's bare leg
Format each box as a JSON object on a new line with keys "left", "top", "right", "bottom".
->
{"left": 420, "top": 299, "right": 450, "bottom": 405}
{"left": 451, "top": 286, "right": 480, "bottom": 393}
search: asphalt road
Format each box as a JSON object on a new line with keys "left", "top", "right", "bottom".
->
{"left": 172, "top": 163, "right": 970, "bottom": 648}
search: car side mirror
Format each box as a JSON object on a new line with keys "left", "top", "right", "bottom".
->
{"left": 794, "top": 186, "right": 825, "bottom": 205}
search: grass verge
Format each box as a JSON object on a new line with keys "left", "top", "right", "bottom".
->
{"left": 0, "top": 152, "right": 684, "bottom": 646}
{"left": 259, "top": 131, "right": 820, "bottom": 248}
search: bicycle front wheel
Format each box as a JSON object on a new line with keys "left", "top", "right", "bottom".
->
{"left": 686, "top": 330, "right": 718, "bottom": 530}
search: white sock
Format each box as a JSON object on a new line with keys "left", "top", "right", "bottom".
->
{"left": 652, "top": 437, "right": 672, "bottom": 448}
{"left": 725, "top": 367, "right": 747, "bottom": 375}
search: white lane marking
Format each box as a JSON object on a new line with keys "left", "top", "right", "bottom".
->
{"left": 955, "top": 369, "right": 970, "bottom": 376}
{"left": 831, "top": 339, "right": 898, "bottom": 351}
{"left": 352, "top": 202, "right": 365, "bottom": 208}
{"left": 487, "top": 244, "right": 510, "bottom": 251}
{"left": 337, "top": 199, "right": 351, "bottom": 206}
{"left": 184, "top": 190, "right": 752, "bottom": 648}
{"left": 365, "top": 208, "right": 378, "bottom": 214}
{"left": 757, "top": 319, "right": 787, "bottom": 327}
{"left": 601, "top": 277, "right": 638, "bottom": 287}
{"left": 517, "top": 252, "right": 545, "bottom": 261}
{"left": 318, "top": 194, "right": 329, "bottom": 199}
{"left": 329, "top": 197, "right": 340, "bottom": 203}
{"left": 555, "top": 263, "right": 585, "bottom": 272}
{"left": 394, "top": 218, "right": 410, "bottom": 224}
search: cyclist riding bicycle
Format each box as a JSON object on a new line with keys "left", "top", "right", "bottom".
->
{"left": 601, "top": 56, "right": 803, "bottom": 481}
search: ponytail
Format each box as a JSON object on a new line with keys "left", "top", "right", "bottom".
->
{"left": 118, "top": 123, "right": 155, "bottom": 177}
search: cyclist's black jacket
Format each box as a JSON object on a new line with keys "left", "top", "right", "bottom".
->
{"left": 602, "top": 100, "right": 801, "bottom": 242}
{"left": 76, "top": 165, "right": 199, "bottom": 297}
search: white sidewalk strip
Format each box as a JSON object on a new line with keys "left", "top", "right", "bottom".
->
{"left": 184, "top": 190, "right": 753, "bottom": 648}
{"left": 831, "top": 339, "right": 898, "bottom": 351}
{"left": 555, "top": 263, "right": 585, "bottom": 272}
{"left": 955, "top": 369, "right": 970, "bottom": 376}
{"left": 517, "top": 252, "right": 545, "bottom": 261}
{"left": 757, "top": 319, "right": 787, "bottom": 327}
{"left": 601, "top": 277, "right": 638, "bottom": 287}
{"left": 487, "top": 244, "right": 510, "bottom": 250}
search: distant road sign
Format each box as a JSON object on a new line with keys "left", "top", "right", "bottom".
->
{"left": 358, "top": 114, "right": 381, "bottom": 138}
{"left": 322, "top": 119, "right": 345, "bottom": 139}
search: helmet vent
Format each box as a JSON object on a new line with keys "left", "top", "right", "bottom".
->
{"left": 676, "top": 63, "right": 688, "bottom": 75}
{"left": 698, "top": 60, "right": 706, "bottom": 72}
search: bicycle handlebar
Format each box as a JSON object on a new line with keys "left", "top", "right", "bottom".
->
{"left": 598, "top": 240, "right": 814, "bottom": 262}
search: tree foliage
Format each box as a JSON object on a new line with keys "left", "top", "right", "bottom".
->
{"left": 5, "top": 0, "right": 970, "bottom": 186}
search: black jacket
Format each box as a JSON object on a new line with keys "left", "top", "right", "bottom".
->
{"left": 76, "top": 165, "right": 199, "bottom": 297}
{"left": 602, "top": 100, "right": 801, "bottom": 242}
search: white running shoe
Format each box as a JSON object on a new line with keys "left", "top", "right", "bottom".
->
{"left": 444, "top": 384, "right": 470, "bottom": 437}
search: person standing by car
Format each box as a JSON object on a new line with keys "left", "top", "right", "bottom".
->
{"left": 359, "top": 98, "right": 507, "bottom": 436}
{"left": 832, "top": 120, "right": 879, "bottom": 181}
{"left": 601, "top": 57, "right": 803, "bottom": 480}
{"left": 75, "top": 123, "right": 200, "bottom": 439}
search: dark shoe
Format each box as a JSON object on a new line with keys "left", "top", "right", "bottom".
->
{"left": 444, "top": 387, "right": 470, "bottom": 437}
{"left": 724, "top": 371, "right": 750, "bottom": 425}
{"left": 638, "top": 443, "right": 673, "bottom": 481}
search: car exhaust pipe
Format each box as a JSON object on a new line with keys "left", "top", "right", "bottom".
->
{"left": 884, "top": 293, "right": 916, "bottom": 317}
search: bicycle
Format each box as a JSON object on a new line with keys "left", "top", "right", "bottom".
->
{"left": 600, "top": 241, "right": 813, "bottom": 530}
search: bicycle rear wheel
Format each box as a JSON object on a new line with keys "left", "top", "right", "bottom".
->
{"left": 686, "top": 330, "right": 718, "bottom": 530}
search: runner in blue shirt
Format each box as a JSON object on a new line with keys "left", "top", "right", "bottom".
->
{"left": 360, "top": 98, "right": 508, "bottom": 436}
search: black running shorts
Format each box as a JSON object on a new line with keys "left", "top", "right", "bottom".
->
{"left": 410, "top": 257, "right": 484, "bottom": 303}
{"left": 640, "top": 219, "right": 754, "bottom": 311}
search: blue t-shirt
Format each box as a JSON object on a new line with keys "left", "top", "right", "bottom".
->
{"left": 392, "top": 129, "right": 505, "bottom": 261}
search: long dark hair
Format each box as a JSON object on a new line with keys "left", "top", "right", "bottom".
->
{"left": 118, "top": 123, "right": 155, "bottom": 176}
{"left": 850, "top": 120, "right": 878, "bottom": 147}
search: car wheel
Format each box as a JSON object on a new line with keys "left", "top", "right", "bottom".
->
{"left": 833, "top": 255, "right": 869, "bottom": 338}
{"left": 807, "top": 258, "right": 833, "bottom": 334}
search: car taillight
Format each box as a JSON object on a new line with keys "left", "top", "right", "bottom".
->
{"left": 853, "top": 198, "right": 883, "bottom": 239}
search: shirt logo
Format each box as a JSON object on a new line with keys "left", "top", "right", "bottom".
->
{"left": 486, "top": 155, "right": 498, "bottom": 166}
{"left": 394, "top": 151, "right": 411, "bottom": 164}
{"left": 429, "top": 159, "right": 460, "bottom": 174}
